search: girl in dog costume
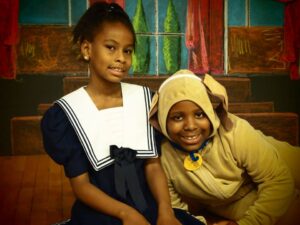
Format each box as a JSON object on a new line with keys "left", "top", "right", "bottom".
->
{"left": 149, "top": 69, "right": 300, "bottom": 225}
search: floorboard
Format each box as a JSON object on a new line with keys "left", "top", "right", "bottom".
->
{"left": 0, "top": 155, "right": 74, "bottom": 225}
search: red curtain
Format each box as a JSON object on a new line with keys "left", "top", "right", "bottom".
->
{"left": 89, "top": 0, "right": 125, "bottom": 8}
{"left": 276, "top": 0, "right": 300, "bottom": 80}
{"left": 0, "top": 0, "right": 19, "bottom": 79}
{"left": 186, "top": 0, "right": 224, "bottom": 75}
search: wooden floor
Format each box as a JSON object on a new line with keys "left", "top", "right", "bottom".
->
{"left": 0, "top": 154, "right": 74, "bottom": 225}
{"left": 1, "top": 153, "right": 299, "bottom": 225}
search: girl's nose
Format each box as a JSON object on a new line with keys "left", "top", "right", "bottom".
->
{"left": 116, "top": 50, "right": 125, "bottom": 63}
{"left": 184, "top": 117, "right": 197, "bottom": 130}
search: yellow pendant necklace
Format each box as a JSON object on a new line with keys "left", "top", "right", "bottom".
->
{"left": 182, "top": 140, "right": 209, "bottom": 171}
{"left": 171, "top": 139, "right": 209, "bottom": 171}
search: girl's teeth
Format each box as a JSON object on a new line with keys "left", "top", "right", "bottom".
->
{"left": 186, "top": 136, "right": 196, "bottom": 140}
{"left": 112, "top": 67, "right": 123, "bottom": 72}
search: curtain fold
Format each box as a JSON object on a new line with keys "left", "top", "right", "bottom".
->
{"left": 209, "top": 0, "right": 224, "bottom": 75}
{"left": 276, "top": 0, "right": 300, "bottom": 80}
{"left": 0, "top": 0, "right": 19, "bottom": 79}
{"left": 185, "top": 0, "right": 224, "bottom": 75}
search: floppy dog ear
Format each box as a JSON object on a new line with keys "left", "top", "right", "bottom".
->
{"left": 203, "top": 74, "right": 233, "bottom": 131}
{"left": 149, "top": 92, "right": 162, "bottom": 132}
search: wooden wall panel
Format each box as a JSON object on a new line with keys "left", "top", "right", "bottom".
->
{"left": 11, "top": 116, "right": 45, "bottom": 155}
{"left": 228, "top": 27, "right": 289, "bottom": 74}
{"left": 17, "top": 26, "right": 86, "bottom": 74}
{"left": 63, "top": 76, "right": 251, "bottom": 102}
{"left": 17, "top": 26, "right": 290, "bottom": 75}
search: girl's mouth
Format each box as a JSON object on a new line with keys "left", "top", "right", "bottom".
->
{"left": 180, "top": 134, "right": 201, "bottom": 145}
{"left": 109, "top": 66, "right": 125, "bottom": 72}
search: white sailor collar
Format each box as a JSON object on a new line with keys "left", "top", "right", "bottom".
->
{"left": 56, "top": 83, "right": 158, "bottom": 171}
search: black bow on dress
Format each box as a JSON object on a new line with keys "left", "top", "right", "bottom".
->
{"left": 110, "top": 145, "right": 147, "bottom": 212}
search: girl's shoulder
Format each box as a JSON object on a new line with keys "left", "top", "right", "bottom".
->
{"left": 225, "top": 113, "right": 257, "bottom": 137}
{"left": 41, "top": 103, "right": 70, "bottom": 136}
{"left": 41, "top": 103, "right": 89, "bottom": 177}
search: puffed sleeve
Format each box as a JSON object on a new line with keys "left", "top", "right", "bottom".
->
{"left": 41, "top": 103, "right": 89, "bottom": 178}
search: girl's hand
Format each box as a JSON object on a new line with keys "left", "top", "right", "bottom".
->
{"left": 120, "top": 208, "right": 150, "bottom": 225}
{"left": 157, "top": 214, "right": 182, "bottom": 225}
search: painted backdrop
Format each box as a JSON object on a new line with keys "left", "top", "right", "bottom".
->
{"left": 16, "top": 0, "right": 288, "bottom": 77}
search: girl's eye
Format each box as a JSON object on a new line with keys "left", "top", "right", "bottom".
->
{"left": 106, "top": 45, "right": 115, "bottom": 51}
{"left": 171, "top": 115, "right": 183, "bottom": 121}
{"left": 195, "top": 112, "right": 205, "bottom": 118}
{"left": 124, "top": 48, "right": 133, "bottom": 55}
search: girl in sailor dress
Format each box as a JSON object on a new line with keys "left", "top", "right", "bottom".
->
{"left": 149, "top": 69, "right": 300, "bottom": 225}
{"left": 41, "top": 3, "right": 204, "bottom": 225}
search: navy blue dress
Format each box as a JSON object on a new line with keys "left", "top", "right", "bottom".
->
{"left": 41, "top": 104, "right": 204, "bottom": 225}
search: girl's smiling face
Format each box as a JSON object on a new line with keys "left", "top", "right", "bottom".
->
{"left": 166, "top": 100, "right": 212, "bottom": 151}
{"left": 82, "top": 21, "right": 134, "bottom": 84}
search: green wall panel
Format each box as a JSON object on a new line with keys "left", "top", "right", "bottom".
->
{"left": 71, "top": 0, "right": 87, "bottom": 25}
{"left": 250, "top": 0, "right": 284, "bottom": 26}
{"left": 228, "top": 0, "right": 246, "bottom": 26}
{"left": 228, "top": 0, "right": 284, "bottom": 26}
{"left": 19, "top": 0, "right": 68, "bottom": 24}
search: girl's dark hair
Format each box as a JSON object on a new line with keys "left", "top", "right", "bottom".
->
{"left": 72, "top": 2, "right": 136, "bottom": 47}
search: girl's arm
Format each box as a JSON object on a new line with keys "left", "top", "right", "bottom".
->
{"left": 70, "top": 172, "right": 150, "bottom": 225}
{"left": 232, "top": 120, "right": 295, "bottom": 225}
{"left": 144, "top": 157, "right": 182, "bottom": 225}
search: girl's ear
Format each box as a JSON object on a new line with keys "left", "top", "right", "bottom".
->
{"left": 80, "top": 40, "right": 91, "bottom": 61}
{"left": 203, "top": 74, "right": 233, "bottom": 131}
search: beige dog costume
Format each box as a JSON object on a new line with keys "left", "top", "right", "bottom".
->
{"left": 149, "top": 70, "right": 300, "bottom": 225}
